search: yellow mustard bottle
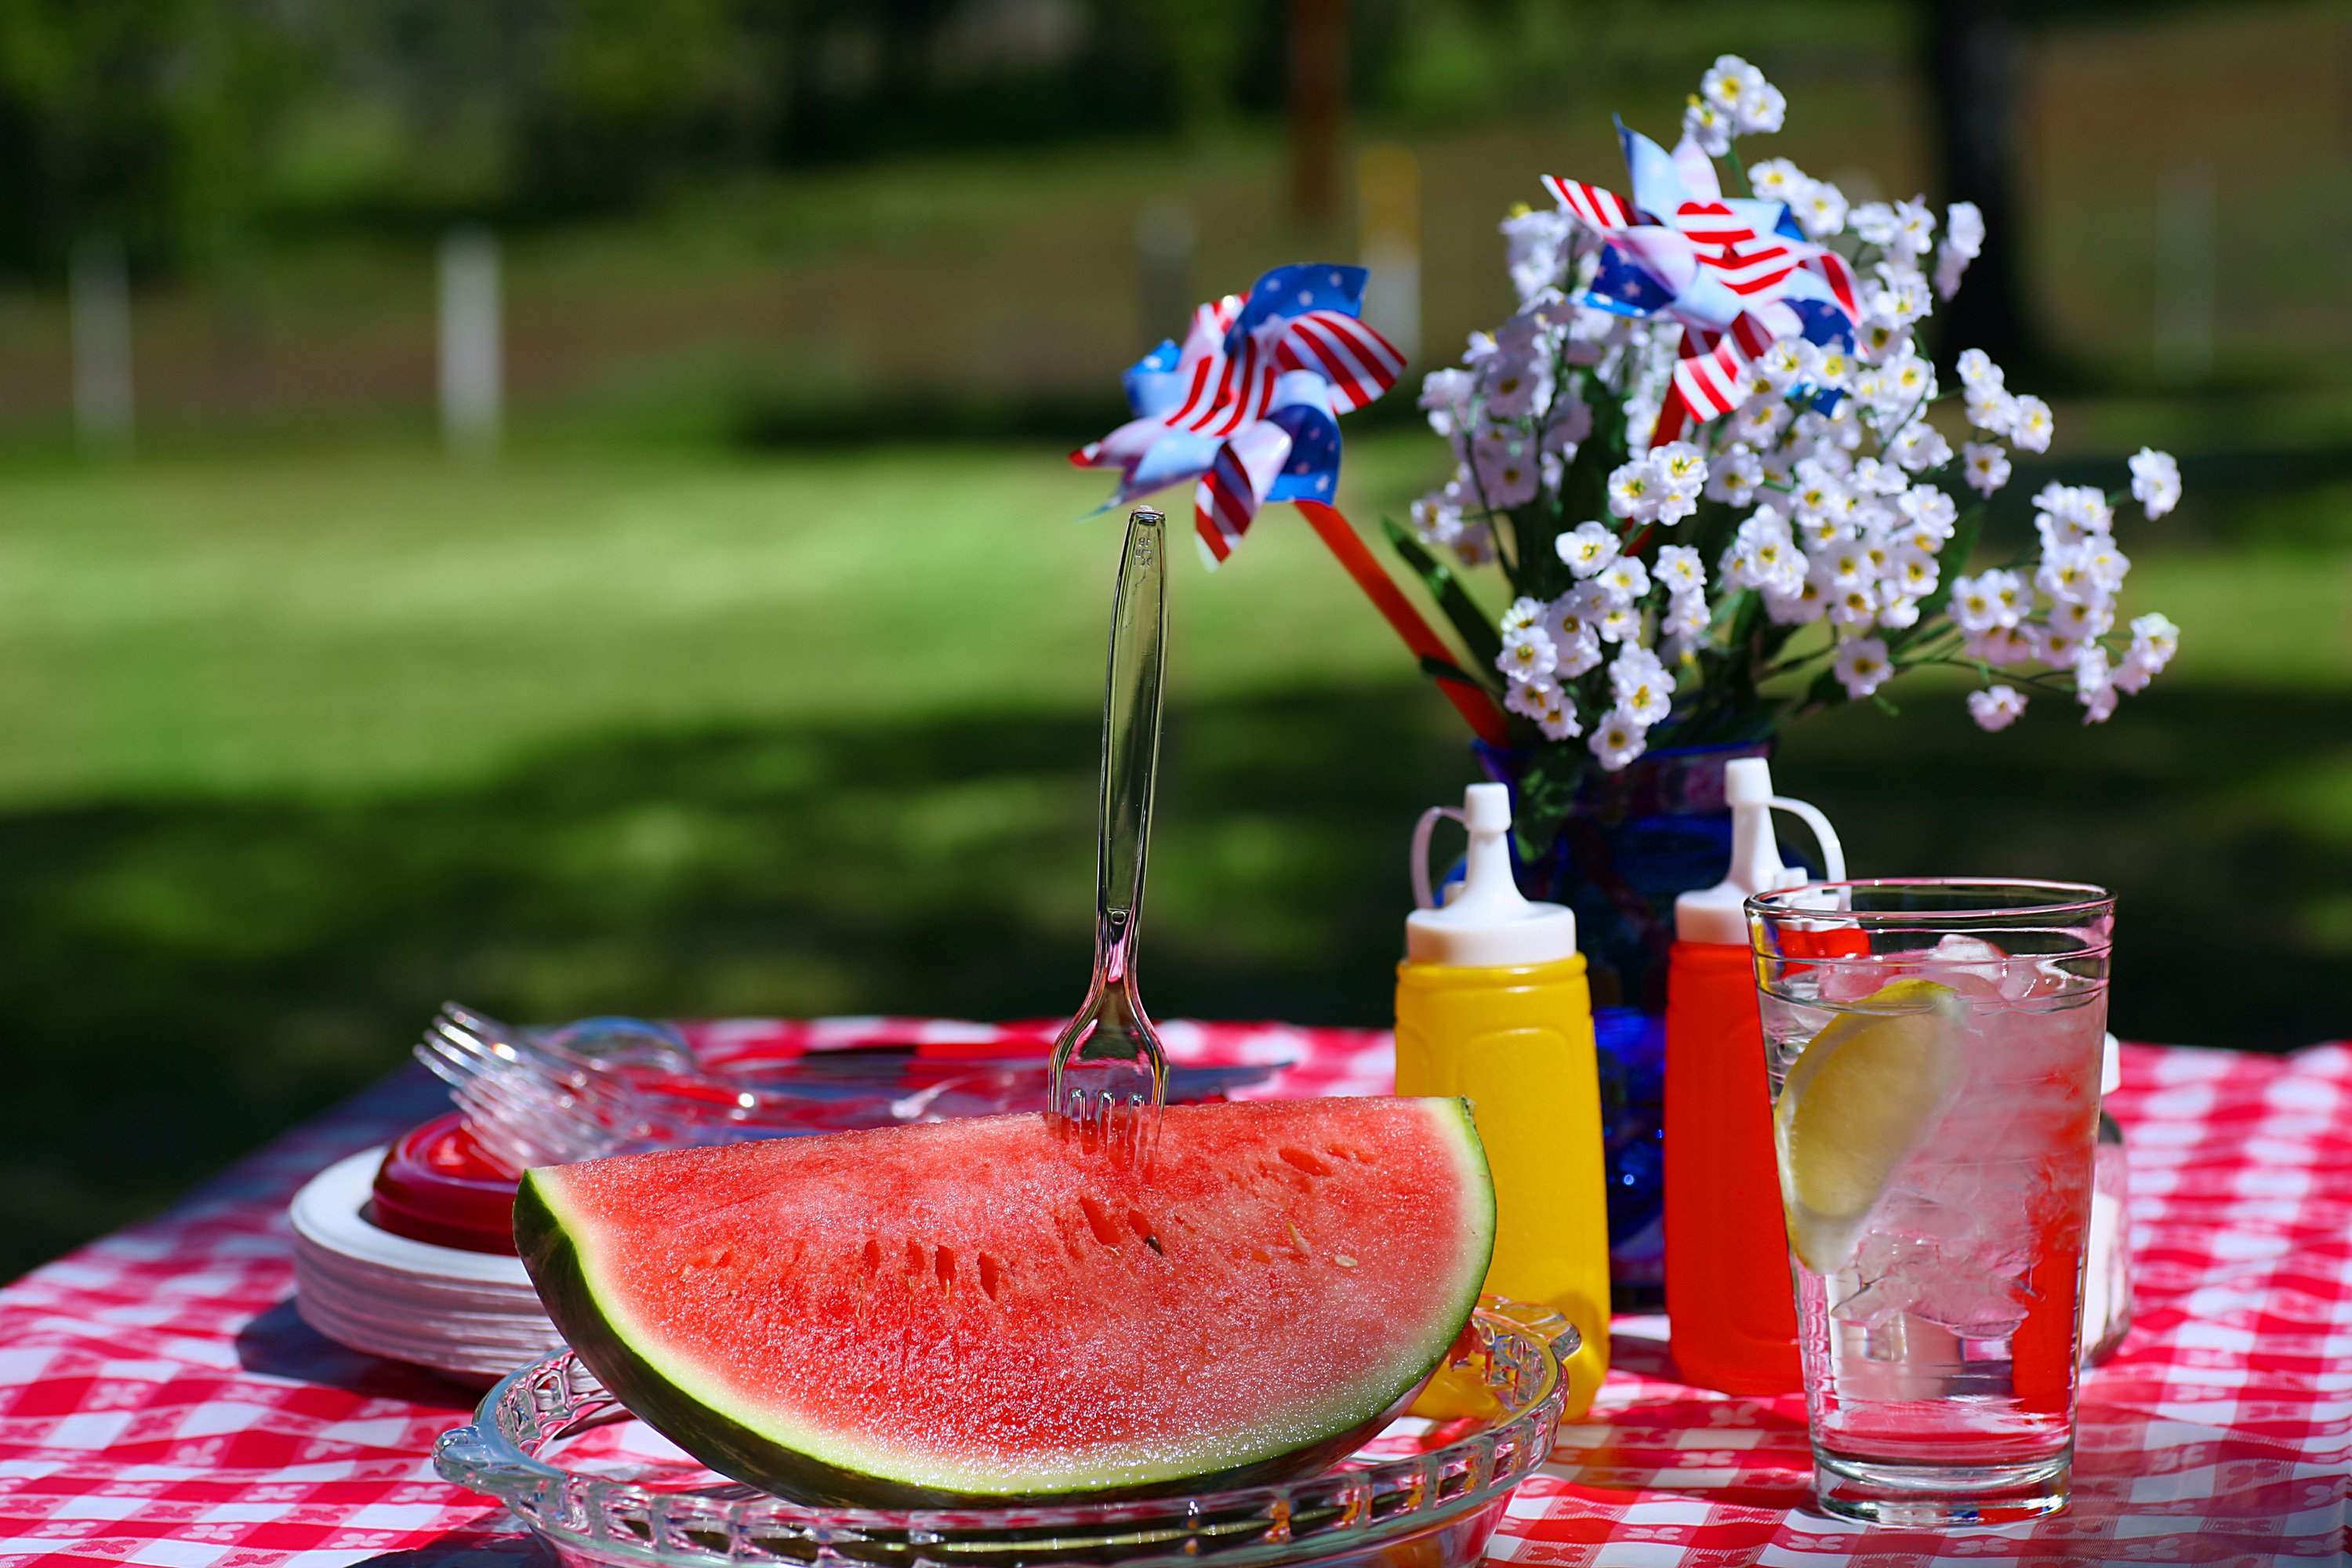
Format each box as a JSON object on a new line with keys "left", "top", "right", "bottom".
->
{"left": 1394, "top": 783, "right": 1608, "bottom": 1417}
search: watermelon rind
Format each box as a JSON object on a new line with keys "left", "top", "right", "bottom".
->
{"left": 515, "top": 1099, "right": 1494, "bottom": 1507}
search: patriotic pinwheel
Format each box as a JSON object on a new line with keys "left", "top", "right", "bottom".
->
{"left": 1544, "top": 123, "right": 1859, "bottom": 446}
{"left": 1073, "top": 263, "right": 1404, "bottom": 566}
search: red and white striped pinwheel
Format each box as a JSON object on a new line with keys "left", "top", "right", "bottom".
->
{"left": 1072, "top": 263, "right": 1404, "bottom": 566}
{"left": 1544, "top": 124, "right": 1859, "bottom": 446}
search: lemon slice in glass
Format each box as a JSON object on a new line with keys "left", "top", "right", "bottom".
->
{"left": 1774, "top": 978, "right": 1965, "bottom": 1273}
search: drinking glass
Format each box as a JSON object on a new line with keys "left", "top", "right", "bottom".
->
{"left": 1746, "top": 879, "right": 2114, "bottom": 1526}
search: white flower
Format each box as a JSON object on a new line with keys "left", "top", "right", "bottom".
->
{"left": 1877, "top": 593, "right": 1921, "bottom": 630}
{"left": 1418, "top": 368, "right": 1476, "bottom": 437}
{"left": 2035, "top": 545, "right": 2104, "bottom": 606}
{"left": 1495, "top": 625, "right": 1558, "bottom": 685}
{"left": 1827, "top": 582, "right": 1881, "bottom": 631}
{"left": 1653, "top": 544, "right": 1705, "bottom": 596}
{"left": 1588, "top": 708, "right": 1650, "bottom": 771}
{"left": 1595, "top": 554, "right": 1652, "bottom": 605}
{"left": 1963, "top": 624, "right": 2031, "bottom": 666}
{"left": 1473, "top": 428, "right": 1541, "bottom": 507}
{"left": 1556, "top": 521, "right": 1620, "bottom": 577}
{"left": 1833, "top": 636, "right": 1893, "bottom": 699}
{"left": 1722, "top": 506, "right": 1805, "bottom": 595}
{"left": 1934, "top": 200, "right": 1984, "bottom": 299}
{"left": 2129, "top": 611, "right": 2180, "bottom": 671}
{"left": 1481, "top": 354, "right": 1549, "bottom": 419}
{"left": 1499, "top": 595, "right": 1544, "bottom": 635}
{"left": 1789, "top": 459, "right": 1848, "bottom": 527}
{"left": 1700, "top": 55, "right": 1784, "bottom": 135}
{"left": 1410, "top": 490, "right": 1461, "bottom": 548}
{"left": 1728, "top": 395, "right": 1791, "bottom": 447}
{"left": 1653, "top": 441, "right": 1708, "bottom": 495}
{"left": 2129, "top": 448, "right": 2182, "bottom": 519}
{"left": 2033, "top": 482, "right": 2114, "bottom": 547}
{"left": 1950, "top": 568, "right": 2027, "bottom": 633}
{"left": 1955, "top": 349, "right": 2003, "bottom": 390}
{"left": 1553, "top": 622, "right": 1603, "bottom": 677}
{"left": 1610, "top": 644, "right": 1675, "bottom": 724}
{"left": 1500, "top": 208, "right": 1571, "bottom": 307}
{"left": 1967, "top": 684, "right": 2025, "bottom": 731}
{"left": 1705, "top": 445, "right": 1765, "bottom": 506}
{"left": 1504, "top": 678, "right": 1558, "bottom": 724}
{"left": 1889, "top": 423, "right": 1952, "bottom": 474}
{"left": 1963, "top": 382, "right": 2017, "bottom": 434}
{"left": 1748, "top": 158, "right": 1813, "bottom": 208}
{"left": 2074, "top": 644, "right": 2118, "bottom": 724}
{"left": 1504, "top": 680, "right": 1583, "bottom": 740}
{"left": 1682, "top": 96, "right": 1733, "bottom": 157}
{"left": 1753, "top": 336, "right": 1813, "bottom": 395}
{"left": 2009, "top": 394, "right": 2054, "bottom": 453}
{"left": 1595, "top": 601, "right": 1642, "bottom": 644}
{"left": 1962, "top": 441, "right": 2011, "bottom": 495}
{"left": 1849, "top": 201, "right": 1900, "bottom": 248}
{"left": 1452, "top": 520, "right": 1494, "bottom": 565}
{"left": 1661, "top": 589, "right": 1710, "bottom": 644}
{"left": 1809, "top": 535, "right": 1874, "bottom": 593}
{"left": 1796, "top": 180, "right": 1848, "bottom": 240}
{"left": 1886, "top": 550, "right": 1939, "bottom": 601}
{"left": 1606, "top": 457, "right": 1659, "bottom": 521}
{"left": 2049, "top": 596, "right": 2114, "bottom": 643}
{"left": 1762, "top": 578, "right": 1827, "bottom": 624}
{"left": 1896, "top": 484, "right": 1958, "bottom": 537}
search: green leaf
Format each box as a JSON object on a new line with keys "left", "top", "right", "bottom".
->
{"left": 1418, "top": 652, "right": 1503, "bottom": 695}
{"left": 1382, "top": 519, "right": 1504, "bottom": 671}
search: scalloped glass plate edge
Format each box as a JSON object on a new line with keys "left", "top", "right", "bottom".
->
{"left": 435, "top": 1299, "right": 1574, "bottom": 1568}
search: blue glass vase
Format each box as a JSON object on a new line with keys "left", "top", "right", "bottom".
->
{"left": 1470, "top": 737, "right": 1773, "bottom": 1308}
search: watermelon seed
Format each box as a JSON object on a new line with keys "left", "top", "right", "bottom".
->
{"left": 1284, "top": 1218, "right": 1312, "bottom": 1257}
{"left": 1079, "top": 1196, "right": 1123, "bottom": 1247}
{"left": 935, "top": 1244, "right": 956, "bottom": 1294}
{"left": 1334, "top": 1254, "right": 1358, "bottom": 1268}
{"left": 862, "top": 1240, "right": 882, "bottom": 1275}
{"left": 1124, "top": 1209, "right": 1164, "bottom": 1254}
{"left": 906, "top": 1237, "right": 927, "bottom": 1280}
{"left": 1278, "top": 1147, "right": 1332, "bottom": 1178}
{"left": 978, "top": 1253, "right": 1004, "bottom": 1300}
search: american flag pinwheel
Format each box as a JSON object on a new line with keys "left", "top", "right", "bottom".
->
{"left": 1073, "top": 263, "right": 1405, "bottom": 567}
{"left": 1544, "top": 123, "right": 1860, "bottom": 447}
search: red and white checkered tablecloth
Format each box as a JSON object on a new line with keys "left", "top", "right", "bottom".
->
{"left": 2, "top": 1020, "right": 2346, "bottom": 1567}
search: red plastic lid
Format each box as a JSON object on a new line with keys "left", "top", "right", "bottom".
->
{"left": 367, "top": 1112, "right": 521, "bottom": 1255}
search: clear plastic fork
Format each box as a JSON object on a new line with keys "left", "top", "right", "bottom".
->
{"left": 1048, "top": 506, "right": 1171, "bottom": 1154}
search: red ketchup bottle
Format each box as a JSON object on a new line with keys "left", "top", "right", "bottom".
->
{"left": 1664, "top": 757, "right": 1844, "bottom": 1396}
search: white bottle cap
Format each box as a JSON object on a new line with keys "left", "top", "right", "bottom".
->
{"left": 1405, "top": 784, "right": 1578, "bottom": 967}
{"left": 1673, "top": 757, "right": 1846, "bottom": 946}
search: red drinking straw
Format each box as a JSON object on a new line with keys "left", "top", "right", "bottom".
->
{"left": 1293, "top": 499, "right": 1511, "bottom": 746}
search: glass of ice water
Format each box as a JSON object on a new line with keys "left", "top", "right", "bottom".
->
{"left": 1746, "top": 879, "right": 2114, "bottom": 1526}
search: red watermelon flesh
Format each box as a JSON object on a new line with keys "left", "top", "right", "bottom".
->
{"left": 516, "top": 1097, "right": 1493, "bottom": 1505}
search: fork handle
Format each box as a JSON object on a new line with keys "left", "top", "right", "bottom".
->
{"left": 1095, "top": 509, "right": 1167, "bottom": 988}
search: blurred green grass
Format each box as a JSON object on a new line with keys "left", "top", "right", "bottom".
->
{"left": 2, "top": 427, "right": 2349, "bottom": 1280}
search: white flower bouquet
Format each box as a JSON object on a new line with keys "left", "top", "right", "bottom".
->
{"left": 1390, "top": 56, "right": 2183, "bottom": 836}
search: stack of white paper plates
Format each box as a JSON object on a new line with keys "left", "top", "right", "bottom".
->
{"left": 290, "top": 1146, "right": 560, "bottom": 1384}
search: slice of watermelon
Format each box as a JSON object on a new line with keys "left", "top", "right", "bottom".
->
{"left": 517, "top": 1098, "right": 1494, "bottom": 1505}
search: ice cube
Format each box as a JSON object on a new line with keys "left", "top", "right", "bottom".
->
{"left": 1926, "top": 934, "right": 2010, "bottom": 1001}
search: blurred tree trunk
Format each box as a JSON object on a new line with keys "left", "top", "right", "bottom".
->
{"left": 1290, "top": 0, "right": 1345, "bottom": 225}
{"left": 1922, "top": 0, "right": 2042, "bottom": 376}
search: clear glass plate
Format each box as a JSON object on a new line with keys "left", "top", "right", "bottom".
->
{"left": 435, "top": 1301, "right": 1574, "bottom": 1568}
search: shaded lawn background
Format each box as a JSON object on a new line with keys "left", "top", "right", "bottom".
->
{"left": 3, "top": 423, "right": 2348, "bottom": 1279}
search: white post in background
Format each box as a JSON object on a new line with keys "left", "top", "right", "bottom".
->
{"left": 1358, "top": 144, "right": 1421, "bottom": 365}
{"left": 439, "top": 225, "right": 502, "bottom": 456}
{"left": 2154, "top": 158, "right": 2216, "bottom": 385}
{"left": 1134, "top": 195, "right": 1196, "bottom": 346}
{"left": 70, "top": 238, "right": 133, "bottom": 452}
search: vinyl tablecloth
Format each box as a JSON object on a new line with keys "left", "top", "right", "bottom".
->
{"left": 2, "top": 1018, "right": 2347, "bottom": 1568}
